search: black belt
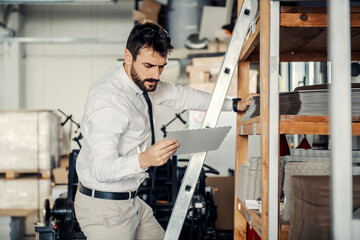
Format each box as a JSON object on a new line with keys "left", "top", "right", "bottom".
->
{"left": 78, "top": 182, "right": 137, "bottom": 200}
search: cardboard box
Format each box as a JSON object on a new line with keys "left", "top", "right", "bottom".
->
{"left": 53, "top": 167, "right": 68, "bottom": 184}
{"left": 186, "top": 65, "right": 211, "bottom": 83}
{"left": 59, "top": 154, "right": 69, "bottom": 168}
{"left": 186, "top": 56, "right": 239, "bottom": 96}
{"left": 191, "top": 56, "right": 224, "bottom": 68}
{"left": 186, "top": 57, "right": 223, "bottom": 84}
{"left": 206, "top": 176, "right": 234, "bottom": 230}
{"left": 186, "top": 57, "right": 258, "bottom": 96}
{"left": 133, "top": 0, "right": 162, "bottom": 23}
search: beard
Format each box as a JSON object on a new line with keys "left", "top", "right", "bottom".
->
{"left": 130, "top": 65, "right": 159, "bottom": 92}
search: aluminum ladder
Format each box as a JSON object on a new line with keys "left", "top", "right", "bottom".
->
{"left": 164, "top": 0, "right": 259, "bottom": 238}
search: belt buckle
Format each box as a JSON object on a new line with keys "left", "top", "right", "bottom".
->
{"left": 128, "top": 190, "right": 138, "bottom": 200}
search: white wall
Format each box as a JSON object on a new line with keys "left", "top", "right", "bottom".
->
{"left": 0, "top": 45, "right": 3, "bottom": 97}
{"left": 20, "top": 1, "right": 133, "bottom": 124}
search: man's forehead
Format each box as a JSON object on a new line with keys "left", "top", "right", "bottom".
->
{"left": 137, "top": 47, "right": 167, "bottom": 61}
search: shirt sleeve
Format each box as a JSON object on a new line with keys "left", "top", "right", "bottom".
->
{"left": 86, "top": 105, "right": 145, "bottom": 183}
{"left": 150, "top": 81, "right": 232, "bottom": 111}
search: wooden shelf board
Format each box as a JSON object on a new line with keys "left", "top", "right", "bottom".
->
{"left": 281, "top": 6, "right": 360, "bottom": 13}
{"left": 280, "top": 13, "right": 360, "bottom": 27}
{"left": 239, "top": 7, "right": 360, "bottom": 62}
{"left": 238, "top": 115, "right": 360, "bottom": 135}
{"left": 0, "top": 209, "right": 37, "bottom": 217}
{"left": 240, "top": 20, "right": 260, "bottom": 62}
{"left": 244, "top": 27, "right": 360, "bottom": 62}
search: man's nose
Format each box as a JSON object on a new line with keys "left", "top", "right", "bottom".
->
{"left": 152, "top": 67, "right": 160, "bottom": 79}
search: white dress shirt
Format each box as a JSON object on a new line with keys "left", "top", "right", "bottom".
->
{"left": 76, "top": 64, "right": 233, "bottom": 192}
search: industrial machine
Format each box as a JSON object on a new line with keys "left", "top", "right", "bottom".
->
{"left": 35, "top": 150, "right": 86, "bottom": 240}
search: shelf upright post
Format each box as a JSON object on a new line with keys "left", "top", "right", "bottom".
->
{"left": 268, "top": 0, "right": 280, "bottom": 239}
{"left": 235, "top": 60, "right": 250, "bottom": 239}
{"left": 328, "top": 0, "right": 353, "bottom": 239}
{"left": 260, "top": 0, "right": 270, "bottom": 238}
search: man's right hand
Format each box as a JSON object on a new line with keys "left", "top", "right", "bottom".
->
{"left": 139, "top": 139, "right": 179, "bottom": 169}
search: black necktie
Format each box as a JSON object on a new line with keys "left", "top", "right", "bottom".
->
{"left": 143, "top": 91, "right": 155, "bottom": 145}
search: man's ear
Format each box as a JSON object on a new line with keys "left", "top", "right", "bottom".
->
{"left": 124, "top": 49, "right": 133, "bottom": 65}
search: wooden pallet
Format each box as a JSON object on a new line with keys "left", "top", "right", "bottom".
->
{"left": 0, "top": 170, "right": 51, "bottom": 179}
{"left": 0, "top": 209, "right": 38, "bottom": 217}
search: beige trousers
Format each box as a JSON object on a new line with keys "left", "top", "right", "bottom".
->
{"left": 74, "top": 190, "right": 165, "bottom": 240}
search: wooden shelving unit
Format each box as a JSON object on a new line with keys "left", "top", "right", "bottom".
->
{"left": 234, "top": 1, "right": 360, "bottom": 239}
{"left": 239, "top": 115, "right": 360, "bottom": 135}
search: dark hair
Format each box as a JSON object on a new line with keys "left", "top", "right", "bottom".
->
{"left": 126, "top": 21, "right": 173, "bottom": 60}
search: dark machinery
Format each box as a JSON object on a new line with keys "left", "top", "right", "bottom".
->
{"left": 35, "top": 150, "right": 86, "bottom": 240}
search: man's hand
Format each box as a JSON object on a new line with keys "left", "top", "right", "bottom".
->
{"left": 237, "top": 93, "right": 259, "bottom": 112}
{"left": 139, "top": 139, "right": 179, "bottom": 169}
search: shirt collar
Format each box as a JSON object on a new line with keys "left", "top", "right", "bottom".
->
{"left": 119, "top": 63, "right": 143, "bottom": 95}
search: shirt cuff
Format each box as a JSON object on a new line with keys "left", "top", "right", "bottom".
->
{"left": 127, "top": 153, "right": 146, "bottom": 174}
{"left": 222, "top": 99, "right": 233, "bottom": 111}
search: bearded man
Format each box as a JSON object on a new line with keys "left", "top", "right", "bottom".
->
{"left": 74, "top": 21, "right": 255, "bottom": 240}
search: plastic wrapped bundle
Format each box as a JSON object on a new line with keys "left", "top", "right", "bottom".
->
{"left": 0, "top": 179, "right": 51, "bottom": 209}
{"left": 0, "top": 110, "right": 60, "bottom": 171}
{"left": 247, "top": 157, "right": 261, "bottom": 200}
{"left": 236, "top": 163, "right": 249, "bottom": 202}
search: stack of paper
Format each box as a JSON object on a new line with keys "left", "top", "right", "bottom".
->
{"left": 283, "top": 161, "right": 332, "bottom": 222}
{"left": 235, "top": 158, "right": 261, "bottom": 203}
{"left": 288, "top": 176, "right": 360, "bottom": 240}
{"left": 240, "top": 88, "right": 360, "bottom": 121}
{"left": 282, "top": 152, "right": 360, "bottom": 222}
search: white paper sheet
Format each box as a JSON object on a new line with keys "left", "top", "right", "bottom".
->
{"left": 164, "top": 126, "right": 231, "bottom": 155}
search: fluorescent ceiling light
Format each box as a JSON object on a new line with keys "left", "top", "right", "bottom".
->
{"left": 0, "top": 0, "right": 117, "bottom": 4}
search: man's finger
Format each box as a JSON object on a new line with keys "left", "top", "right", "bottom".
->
{"left": 163, "top": 149, "right": 177, "bottom": 161}
{"left": 160, "top": 141, "right": 179, "bottom": 155}
{"left": 155, "top": 139, "right": 177, "bottom": 149}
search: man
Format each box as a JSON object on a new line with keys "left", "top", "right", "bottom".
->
{"left": 74, "top": 21, "right": 255, "bottom": 240}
